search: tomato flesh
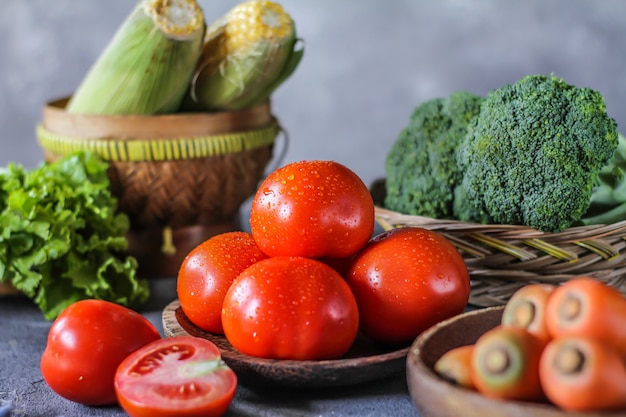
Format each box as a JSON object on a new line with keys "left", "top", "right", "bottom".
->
{"left": 115, "top": 336, "right": 237, "bottom": 417}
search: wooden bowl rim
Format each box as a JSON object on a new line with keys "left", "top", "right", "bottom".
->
{"left": 406, "top": 306, "right": 616, "bottom": 417}
{"left": 162, "top": 299, "right": 410, "bottom": 388}
{"left": 42, "top": 97, "right": 274, "bottom": 139}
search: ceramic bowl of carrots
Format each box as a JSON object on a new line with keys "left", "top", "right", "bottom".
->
{"left": 407, "top": 277, "right": 626, "bottom": 417}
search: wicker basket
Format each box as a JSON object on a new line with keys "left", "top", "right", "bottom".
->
{"left": 36, "top": 98, "right": 282, "bottom": 277}
{"left": 374, "top": 206, "right": 626, "bottom": 307}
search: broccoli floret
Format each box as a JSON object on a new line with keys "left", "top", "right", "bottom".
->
{"left": 452, "top": 183, "right": 493, "bottom": 224}
{"left": 457, "top": 74, "right": 619, "bottom": 232}
{"left": 384, "top": 91, "right": 483, "bottom": 219}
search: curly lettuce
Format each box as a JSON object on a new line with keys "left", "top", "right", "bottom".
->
{"left": 0, "top": 151, "right": 149, "bottom": 319}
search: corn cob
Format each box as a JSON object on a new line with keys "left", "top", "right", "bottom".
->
{"left": 66, "top": 0, "right": 205, "bottom": 115}
{"left": 184, "top": 0, "right": 304, "bottom": 112}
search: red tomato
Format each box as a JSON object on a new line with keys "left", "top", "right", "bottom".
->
{"left": 177, "top": 231, "right": 268, "bottom": 334}
{"left": 40, "top": 299, "right": 161, "bottom": 405}
{"left": 222, "top": 256, "right": 360, "bottom": 360}
{"left": 249, "top": 160, "right": 375, "bottom": 259}
{"left": 115, "top": 336, "right": 237, "bottom": 417}
{"left": 345, "top": 227, "right": 470, "bottom": 345}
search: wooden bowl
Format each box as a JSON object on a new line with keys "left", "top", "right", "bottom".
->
{"left": 0, "top": 282, "right": 21, "bottom": 296}
{"left": 406, "top": 306, "right": 618, "bottom": 417}
{"left": 162, "top": 300, "right": 409, "bottom": 389}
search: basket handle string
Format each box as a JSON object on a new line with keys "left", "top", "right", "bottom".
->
{"left": 161, "top": 227, "right": 176, "bottom": 256}
{"left": 263, "top": 122, "right": 289, "bottom": 177}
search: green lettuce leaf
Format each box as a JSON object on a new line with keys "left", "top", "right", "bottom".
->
{"left": 0, "top": 151, "right": 149, "bottom": 319}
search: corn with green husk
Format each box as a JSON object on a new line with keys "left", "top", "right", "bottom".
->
{"left": 66, "top": 0, "right": 205, "bottom": 115}
{"left": 184, "top": 0, "right": 304, "bottom": 112}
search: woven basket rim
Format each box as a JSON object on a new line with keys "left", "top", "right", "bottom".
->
{"left": 374, "top": 206, "right": 626, "bottom": 241}
{"left": 43, "top": 96, "right": 273, "bottom": 123}
{"left": 374, "top": 205, "right": 626, "bottom": 306}
{"left": 37, "top": 121, "right": 280, "bottom": 162}
{"left": 41, "top": 96, "right": 276, "bottom": 139}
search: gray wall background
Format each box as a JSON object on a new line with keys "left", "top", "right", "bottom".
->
{"left": 1, "top": 0, "right": 625, "bottom": 189}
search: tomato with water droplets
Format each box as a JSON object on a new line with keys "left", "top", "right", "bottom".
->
{"left": 345, "top": 227, "right": 470, "bottom": 345}
{"left": 249, "top": 160, "right": 375, "bottom": 259}
{"left": 177, "top": 231, "right": 268, "bottom": 334}
{"left": 221, "top": 256, "right": 360, "bottom": 360}
{"left": 40, "top": 299, "right": 161, "bottom": 405}
{"left": 114, "top": 336, "right": 237, "bottom": 417}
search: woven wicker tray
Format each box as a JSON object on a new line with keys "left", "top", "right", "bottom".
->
{"left": 375, "top": 206, "right": 626, "bottom": 306}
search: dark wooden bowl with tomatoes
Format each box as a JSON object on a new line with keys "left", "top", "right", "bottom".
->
{"left": 163, "top": 299, "right": 410, "bottom": 389}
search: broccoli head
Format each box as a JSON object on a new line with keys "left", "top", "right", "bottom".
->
{"left": 457, "top": 74, "right": 619, "bottom": 232}
{"left": 384, "top": 91, "right": 483, "bottom": 219}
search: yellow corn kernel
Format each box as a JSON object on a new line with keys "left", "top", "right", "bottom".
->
{"left": 184, "top": 0, "right": 303, "bottom": 112}
{"left": 218, "top": 0, "right": 293, "bottom": 54}
{"left": 67, "top": 0, "right": 205, "bottom": 115}
{"left": 144, "top": 0, "right": 205, "bottom": 39}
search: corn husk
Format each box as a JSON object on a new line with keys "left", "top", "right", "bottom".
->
{"left": 66, "top": 0, "right": 205, "bottom": 115}
{"left": 184, "top": 0, "right": 304, "bottom": 112}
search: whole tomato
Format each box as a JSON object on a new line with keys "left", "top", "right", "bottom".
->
{"left": 177, "top": 231, "right": 268, "bottom": 334}
{"left": 40, "top": 299, "right": 161, "bottom": 405}
{"left": 249, "top": 160, "right": 375, "bottom": 259}
{"left": 115, "top": 336, "right": 237, "bottom": 417}
{"left": 345, "top": 227, "right": 470, "bottom": 345}
{"left": 221, "top": 256, "right": 360, "bottom": 360}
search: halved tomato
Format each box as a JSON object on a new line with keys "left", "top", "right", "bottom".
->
{"left": 114, "top": 336, "right": 237, "bottom": 417}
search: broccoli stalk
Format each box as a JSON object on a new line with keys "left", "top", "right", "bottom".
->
{"left": 580, "top": 133, "right": 626, "bottom": 225}
{"left": 384, "top": 91, "right": 483, "bottom": 219}
{"left": 457, "top": 74, "right": 619, "bottom": 233}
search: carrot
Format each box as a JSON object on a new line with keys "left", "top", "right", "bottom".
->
{"left": 501, "top": 283, "right": 556, "bottom": 343}
{"left": 539, "top": 336, "right": 626, "bottom": 412}
{"left": 433, "top": 344, "right": 475, "bottom": 389}
{"left": 545, "top": 277, "right": 626, "bottom": 353}
{"left": 471, "top": 325, "right": 546, "bottom": 401}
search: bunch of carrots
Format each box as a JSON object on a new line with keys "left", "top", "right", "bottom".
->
{"left": 433, "top": 277, "right": 626, "bottom": 412}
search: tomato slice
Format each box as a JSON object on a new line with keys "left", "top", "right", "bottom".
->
{"left": 114, "top": 336, "right": 237, "bottom": 417}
